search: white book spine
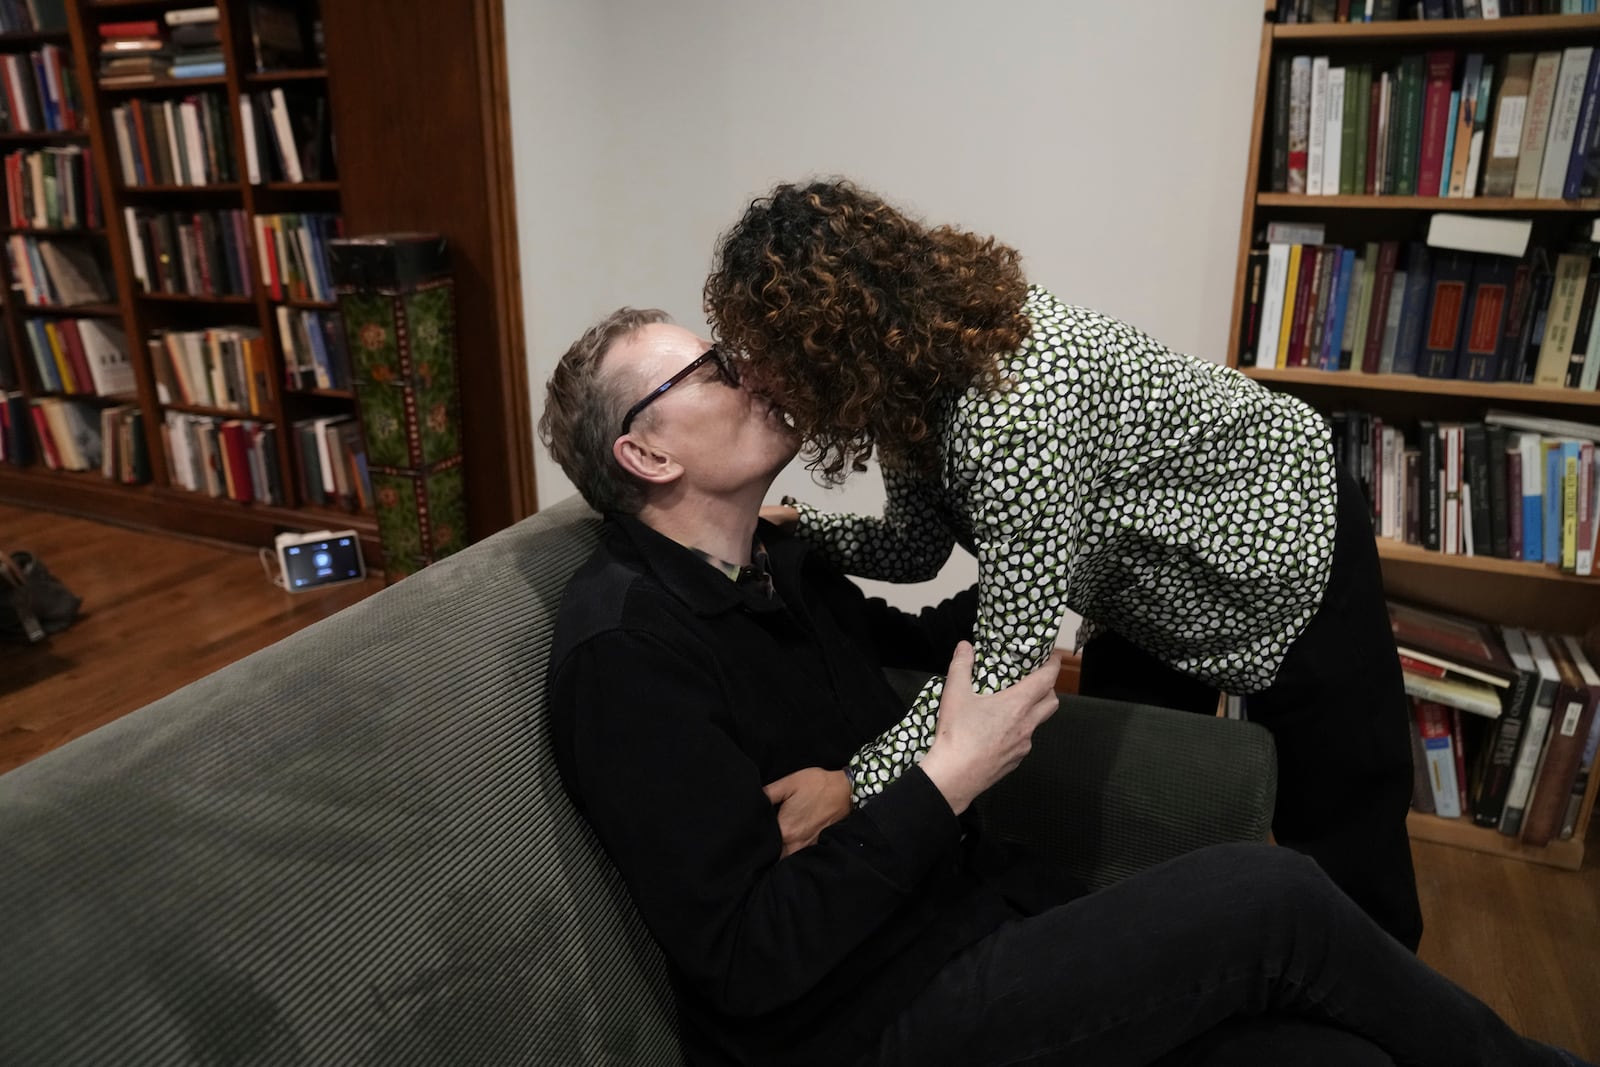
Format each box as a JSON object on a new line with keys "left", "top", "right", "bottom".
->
{"left": 240, "top": 97, "right": 261, "bottom": 185}
{"left": 123, "top": 207, "right": 148, "bottom": 291}
{"left": 1308, "top": 57, "right": 1330, "bottom": 197}
{"left": 1324, "top": 66, "right": 1345, "bottom": 196}
{"left": 1536, "top": 47, "right": 1593, "bottom": 199}
{"left": 269, "top": 88, "right": 304, "bottom": 183}
{"left": 1256, "top": 245, "right": 1290, "bottom": 368}
{"left": 1501, "top": 634, "right": 1560, "bottom": 832}
{"left": 180, "top": 103, "right": 207, "bottom": 187}
{"left": 112, "top": 107, "right": 138, "bottom": 187}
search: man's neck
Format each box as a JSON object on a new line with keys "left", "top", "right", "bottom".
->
{"left": 638, "top": 486, "right": 767, "bottom": 567}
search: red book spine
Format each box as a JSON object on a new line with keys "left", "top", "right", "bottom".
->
{"left": 98, "top": 20, "right": 162, "bottom": 37}
{"left": 29, "top": 405, "right": 60, "bottom": 469}
{"left": 1416, "top": 51, "right": 1457, "bottom": 198}
{"left": 1362, "top": 241, "right": 1401, "bottom": 373}
{"left": 59, "top": 321, "right": 94, "bottom": 396}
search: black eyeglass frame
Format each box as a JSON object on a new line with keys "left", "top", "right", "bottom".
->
{"left": 619, "top": 347, "right": 738, "bottom": 434}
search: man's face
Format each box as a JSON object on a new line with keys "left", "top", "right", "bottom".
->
{"left": 611, "top": 324, "right": 799, "bottom": 494}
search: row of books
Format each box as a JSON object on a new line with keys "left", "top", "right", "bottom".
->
{"left": 109, "top": 93, "right": 236, "bottom": 188}
{"left": 147, "top": 326, "right": 271, "bottom": 415}
{"left": 4, "top": 146, "right": 99, "bottom": 231}
{"left": 23, "top": 394, "right": 99, "bottom": 472}
{"left": 21, "top": 317, "right": 131, "bottom": 397}
{"left": 257, "top": 212, "right": 338, "bottom": 303}
{"left": 98, "top": 402, "right": 150, "bottom": 484}
{"left": 6, "top": 235, "right": 112, "bottom": 307}
{"left": 0, "top": 46, "right": 80, "bottom": 134}
{"left": 294, "top": 415, "right": 370, "bottom": 512}
{"left": 1335, "top": 408, "right": 1600, "bottom": 571}
{"left": 0, "top": 389, "right": 138, "bottom": 481}
{"left": 0, "top": 1, "right": 66, "bottom": 34}
{"left": 1241, "top": 219, "right": 1600, "bottom": 389}
{"left": 1272, "top": 48, "right": 1600, "bottom": 201}
{"left": 97, "top": 8, "right": 224, "bottom": 86}
{"left": 1279, "top": 0, "right": 1596, "bottom": 18}
{"left": 124, "top": 207, "right": 254, "bottom": 298}
{"left": 162, "top": 410, "right": 283, "bottom": 504}
{"left": 240, "top": 88, "right": 335, "bottom": 184}
{"left": 1395, "top": 600, "right": 1599, "bottom": 846}
{"left": 277, "top": 307, "right": 351, "bottom": 391}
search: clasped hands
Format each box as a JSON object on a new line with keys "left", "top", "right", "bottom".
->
{"left": 765, "top": 641, "right": 1063, "bottom": 856}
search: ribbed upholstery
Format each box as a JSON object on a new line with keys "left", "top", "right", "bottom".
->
{"left": 0, "top": 500, "right": 1276, "bottom": 1065}
{"left": 0, "top": 496, "right": 685, "bottom": 1066}
{"left": 884, "top": 669, "right": 1279, "bottom": 892}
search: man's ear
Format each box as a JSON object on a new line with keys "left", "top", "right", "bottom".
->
{"left": 614, "top": 433, "right": 682, "bottom": 486}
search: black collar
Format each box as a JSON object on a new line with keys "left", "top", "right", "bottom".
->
{"left": 604, "top": 514, "right": 788, "bottom": 617}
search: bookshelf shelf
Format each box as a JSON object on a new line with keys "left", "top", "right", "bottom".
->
{"left": 1256, "top": 192, "right": 1600, "bottom": 211}
{"left": 0, "top": 130, "right": 89, "bottom": 143}
{"left": 1405, "top": 811, "right": 1584, "bottom": 870}
{"left": 0, "top": 31, "right": 72, "bottom": 45}
{"left": 243, "top": 68, "right": 327, "bottom": 85}
{"left": 288, "top": 387, "right": 353, "bottom": 400}
{"left": 2, "top": 227, "right": 107, "bottom": 237}
{"left": 1233, "top": 3, "right": 1600, "bottom": 870}
{"left": 137, "top": 292, "right": 256, "bottom": 305}
{"left": 162, "top": 401, "right": 269, "bottom": 419}
{"left": 1242, "top": 366, "right": 1600, "bottom": 406}
{"left": 18, "top": 303, "right": 123, "bottom": 317}
{"left": 1275, "top": 13, "right": 1600, "bottom": 44}
{"left": 120, "top": 184, "right": 243, "bottom": 195}
{"left": 262, "top": 181, "right": 339, "bottom": 193}
{"left": 1376, "top": 538, "right": 1600, "bottom": 584}
{"left": 279, "top": 298, "right": 336, "bottom": 310}
{"left": 96, "top": 76, "right": 229, "bottom": 92}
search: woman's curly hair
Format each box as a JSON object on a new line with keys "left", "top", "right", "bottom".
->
{"left": 704, "top": 179, "right": 1031, "bottom": 483}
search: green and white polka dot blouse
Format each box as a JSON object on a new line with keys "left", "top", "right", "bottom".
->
{"left": 790, "top": 285, "right": 1339, "bottom": 802}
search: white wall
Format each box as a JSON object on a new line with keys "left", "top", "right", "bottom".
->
{"left": 506, "top": 0, "right": 1263, "bottom": 612}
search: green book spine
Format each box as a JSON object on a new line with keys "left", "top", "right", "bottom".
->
{"left": 1340, "top": 67, "right": 1360, "bottom": 195}
{"left": 1398, "top": 55, "right": 1426, "bottom": 197}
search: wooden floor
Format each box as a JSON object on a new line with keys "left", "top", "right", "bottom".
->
{"left": 1, "top": 504, "right": 1597, "bottom": 1059}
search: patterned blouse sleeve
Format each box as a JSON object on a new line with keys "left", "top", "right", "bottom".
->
{"left": 787, "top": 469, "right": 956, "bottom": 583}
{"left": 838, "top": 425, "right": 1078, "bottom": 804}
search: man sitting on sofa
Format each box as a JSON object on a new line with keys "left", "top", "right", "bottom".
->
{"left": 539, "top": 306, "right": 1588, "bottom": 1067}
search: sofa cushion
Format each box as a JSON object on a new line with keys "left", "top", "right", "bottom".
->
{"left": 0, "top": 496, "right": 685, "bottom": 1066}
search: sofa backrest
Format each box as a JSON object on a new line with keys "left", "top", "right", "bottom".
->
{"left": 0, "top": 496, "right": 686, "bottom": 1066}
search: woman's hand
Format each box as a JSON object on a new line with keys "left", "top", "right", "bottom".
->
{"left": 763, "top": 767, "right": 851, "bottom": 856}
{"left": 759, "top": 504, "right": 801, "bottom": 530}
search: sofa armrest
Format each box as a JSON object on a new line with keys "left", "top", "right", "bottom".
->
{"left": 882, "top": 669, "right": 1278, "bottom": 892}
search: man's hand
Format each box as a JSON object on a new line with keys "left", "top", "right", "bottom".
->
{"left": 759, "top": 504, "right": 800, "bottom": 530}
{"left": 918, "top": 642, "right": 1062, "bottom": 816}
{"left": 764, "top": 767, "right": 851, "bottom": 856}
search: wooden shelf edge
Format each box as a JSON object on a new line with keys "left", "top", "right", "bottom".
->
{"left": 1240, "top": 366, "right": 1600, "bottom": 406}
{"left": 1377, "top": 538, "right": 1600, "bottom": 583}
{"left": 1406, "top": 810, "right": 1585, "bottom": 870}
{"left": 1275, "top": 13, "right": 1600, "bottom": 42}
{"left": 1257, "top": 192, "right": 1600, "bottom": 212}
{"left": 0, "top": 464, "right": 382, "bottom": 563}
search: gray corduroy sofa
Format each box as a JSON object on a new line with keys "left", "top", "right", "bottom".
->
{"left": 0, "top": 496, "right": 1277, "bottom": 1066}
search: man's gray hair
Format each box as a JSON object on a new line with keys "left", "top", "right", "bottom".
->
{"left": 538, "top": 307, "right": 672, "bottom": 515}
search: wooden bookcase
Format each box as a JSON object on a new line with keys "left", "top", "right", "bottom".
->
{"left": 0, "top": 0, "right": 537, "bottom": 559}
{"left": 1230, "top": 4, "right": 1600, "bottom": 869}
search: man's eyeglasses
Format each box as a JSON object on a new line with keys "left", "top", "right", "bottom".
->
{"left": 620, "top": 347, "right": 740, "bottom": 434}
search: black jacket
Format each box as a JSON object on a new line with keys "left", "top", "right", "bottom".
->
{"left": 547, "top": 515, "right": 1073, "bottom": 1067}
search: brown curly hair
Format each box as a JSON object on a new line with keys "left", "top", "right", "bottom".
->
{"left": 704, "top": 179, "right": 1031, "bottom": 482}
